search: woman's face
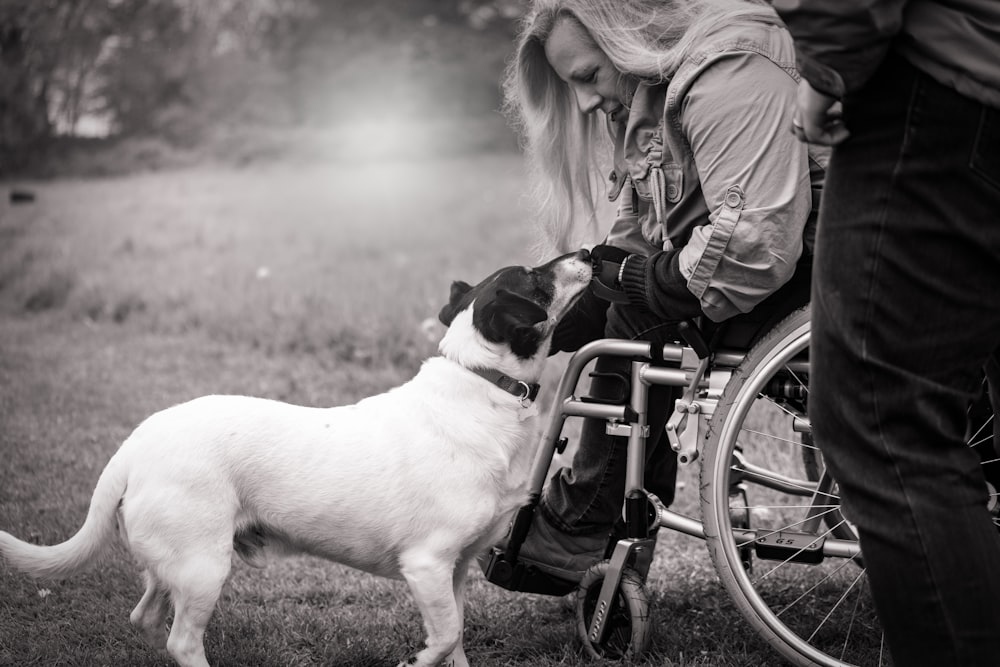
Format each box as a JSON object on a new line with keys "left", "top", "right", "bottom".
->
{"left": 544, "top": 15, "right": 628, "bottom": 121}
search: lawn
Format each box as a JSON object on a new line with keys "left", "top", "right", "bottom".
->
{"left": 0, "top": 154, "right": 788, "bottom": 666}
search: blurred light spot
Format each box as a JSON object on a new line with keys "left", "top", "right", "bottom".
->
{"left": 335, "top": 118, "right": 437, "bottom": 162}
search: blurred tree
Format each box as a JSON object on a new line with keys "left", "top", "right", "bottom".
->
{"left": 0, "top": 0, "right": 75, "bottom": 159}
{"left": 0, "top": 0, "right": 317, "bottom": 159}
{"left": 94, "top": 0, "right": 322, "bottom": 139}
{"left": 0, "top": 0, "right": 527, "bottom": 174}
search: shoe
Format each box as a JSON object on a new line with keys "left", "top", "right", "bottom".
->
{"left": 515, "top": 510, "right": 610, "bottom": 584}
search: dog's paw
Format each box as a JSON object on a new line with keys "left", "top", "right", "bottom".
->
{"left": 395, "top": 657, "right": 445, "bottom": 667}
{"left": 396, "top": 654, "right": 465, "bottom": 667}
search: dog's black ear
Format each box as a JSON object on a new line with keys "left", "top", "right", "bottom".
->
{"left": 438, "top": 280, "right": 473, "bottom": 326}
{"left": 493, "top": 289, "right": 548, "bottom": 327}
{"left": 479, "top": 289, "right": 548, "bottom": 357}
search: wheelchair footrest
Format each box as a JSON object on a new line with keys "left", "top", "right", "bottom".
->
{"left": 753, "top": 531, "right": 825, "bottom": 564}
{"left": 481, "top": 547, "right": 578, "bottom": 597}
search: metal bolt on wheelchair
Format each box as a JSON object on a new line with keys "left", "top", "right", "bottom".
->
{"left": 483, "top": 305, "right": 999, "bottom": 666}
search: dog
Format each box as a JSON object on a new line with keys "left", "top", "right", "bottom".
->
{"left": 0, "top": 250, "right": 593, "bottom": 667}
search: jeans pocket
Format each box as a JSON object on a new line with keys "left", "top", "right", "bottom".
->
{"left": 971, "top": 107, "right": 1000, "bottom": 191}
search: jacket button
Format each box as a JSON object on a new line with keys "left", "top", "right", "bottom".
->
{"left": 726, "top": 191, "right": 742, "bottom": 207}
{"left": 666, "top": 185, "right": 678, "bottom": 199}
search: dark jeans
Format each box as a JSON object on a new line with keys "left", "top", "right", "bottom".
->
{"left": 541, "top": 296, "right": 681, "bottom": 534}
{"left": 542, "top": 255, "right": 811, "bottom": 535}
{"left": 811, "top": 51, "right": 1000, "bottom": 665}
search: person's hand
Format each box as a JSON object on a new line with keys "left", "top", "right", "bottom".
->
{"left": 592, "top": 244, "right": 629, "bottom": 283}
{"left": 791, "top": 79, "right": 850, "bottom": 146}
{"left": 590, "top": 244, "right": 631, "bottom": 303}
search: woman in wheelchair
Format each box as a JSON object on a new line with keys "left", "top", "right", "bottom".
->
{"left": 501, "top": 0, "right": 828, "bottom": 588}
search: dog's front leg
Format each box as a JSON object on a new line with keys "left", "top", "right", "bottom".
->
{"left": 397, "top": 550, "right": 467, "bottom": 667}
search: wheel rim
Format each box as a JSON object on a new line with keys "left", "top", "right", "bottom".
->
{"left": 705, "top": 315, "right": 997, "bottom": 666}
{"left": 710, "top": 322, "right": 885, "bottom": 667}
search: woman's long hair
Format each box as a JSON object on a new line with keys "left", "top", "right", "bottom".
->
{"left": 506, "top": 0, "right": 775, "bottom": 254}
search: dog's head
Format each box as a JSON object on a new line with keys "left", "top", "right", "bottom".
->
{"left": 437, "top": 250, "right": 592, "bottom": 370}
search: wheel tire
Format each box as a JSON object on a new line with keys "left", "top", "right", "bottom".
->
{"left": 700, "top": 306, "right": 877, "bottom": 666}
{"left": 699, "top": 305, "right": 996, "bottom": 666}
{"left": 575, "top": 561, "right": 651, "bottom": 660}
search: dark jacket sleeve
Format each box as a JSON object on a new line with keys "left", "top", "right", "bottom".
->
{"left": 618, "top": 250, "right": 703, "bottom": 321}
{"left": 776, "top": 0, "right": 909, "bottom": 96}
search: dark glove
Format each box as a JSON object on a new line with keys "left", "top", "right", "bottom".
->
{"left": 589, "top": 244, "right": 631, "bottom": 304}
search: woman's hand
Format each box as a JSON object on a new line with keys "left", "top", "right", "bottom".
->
{"left": 791, "top": 79, "right": 850, "bottom": 146}
{"left": 590, "top": 244, "right": 631, "bottom": 303}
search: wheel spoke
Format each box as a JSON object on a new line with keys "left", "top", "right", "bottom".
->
{"left": 804, "top": 567, "right": 869, "bottom": 643}
{"left": 967, "top": 413, "right": 994, "bottom": 447}
{"left": 733, "top": 460, "right": 821, "bottom": 497}
{"left": 741, "top": 426, "right": 817, "bottom": 450}
{"left": 700, "top": 308, "right": 887, "bottom": 666}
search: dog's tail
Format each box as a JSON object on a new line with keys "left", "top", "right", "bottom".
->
{"left": 0, "top": 451, "right": 129, "bottom": 580}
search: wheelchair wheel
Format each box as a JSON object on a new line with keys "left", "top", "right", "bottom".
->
{"left": 575, "top": 561, "right": 651, "bottom": 660}
{"left": 701, "top": 306, "right": 999, "bottom": 666}
{"left": 700, "top": 307, "right": 884, "bottom": 666}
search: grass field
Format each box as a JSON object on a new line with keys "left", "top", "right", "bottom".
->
{"left": 0, "top": 154, "right": 792, "bottom": 666}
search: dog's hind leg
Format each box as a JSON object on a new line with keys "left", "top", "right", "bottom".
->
{"left": 443, "top": 558, "right": 473, "bottom": 667}
{"left": 130, "top": 569, "right": 170, "bottom": 655}
{"left": 397, "top": 549, "right": 466, "bottom": 667}
{"left": 162, "top": 550, "right": 232, "bottom": 667}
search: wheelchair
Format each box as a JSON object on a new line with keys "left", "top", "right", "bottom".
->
{"left": 483, "top": 304, "right": 1000, "bottom": 666}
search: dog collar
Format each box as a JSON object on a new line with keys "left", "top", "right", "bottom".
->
{"left": 471, "top": 368, "right": 540, "bottom": 406}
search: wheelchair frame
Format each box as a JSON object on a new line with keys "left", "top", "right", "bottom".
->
{"left": 483, "top": 306, "right": 889, "bottom": 666}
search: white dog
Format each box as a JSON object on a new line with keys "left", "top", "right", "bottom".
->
{"left": 0, "top": 250, "right": 593, "bottom": 667}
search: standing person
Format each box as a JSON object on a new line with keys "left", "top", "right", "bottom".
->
{"left": 499, "top": 0, "right": 827, "bottom": 588}
{"left": 778, "top": 1, "right": 1000, "bottom": 664}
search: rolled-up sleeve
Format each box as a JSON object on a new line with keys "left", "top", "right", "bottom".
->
{"left": 676, "top": 51, "right": 812, "bottom": 321}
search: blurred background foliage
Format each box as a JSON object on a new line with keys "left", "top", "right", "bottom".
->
{"left": 0, "top": 0, "right": 528, "bottom": 177}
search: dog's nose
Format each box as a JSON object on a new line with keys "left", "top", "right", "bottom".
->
{"left": 575, "top": 248, "right": 591, "bottom": 263}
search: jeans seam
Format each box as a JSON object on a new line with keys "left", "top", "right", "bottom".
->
{"left": 970, "top": 107, "right": 1000, "bottom": 192}
{"left": 859, "top": 67, "right": 920, "bottom": 363}
{"left": 862, "top": 71, "right": 964, "bottom": 662}
{"left": 542, "top": 440, "right": 622, "bottom": 534}
{"left": 575, "top": 441, "right": 622, "bottom": 529}
{"left": 866, "top": 371, "right": 964, "bottom": 663}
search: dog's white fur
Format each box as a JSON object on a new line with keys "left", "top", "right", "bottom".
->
{"left": 0, "top": 252, "right": 592, "bottom": 667}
